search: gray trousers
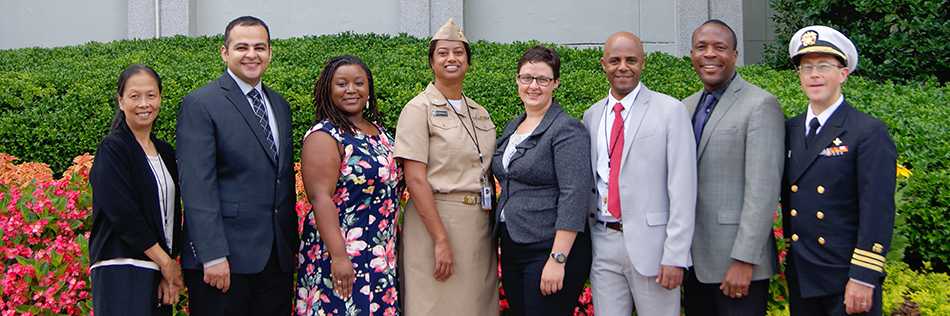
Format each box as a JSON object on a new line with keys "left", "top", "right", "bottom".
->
{"left": 589, "top": 222, "right": 681, "bottom": 316}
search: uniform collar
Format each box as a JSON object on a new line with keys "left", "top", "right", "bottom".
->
{"left": 424, "top": 82, "right": 479, "bottom": 110}
{"left": 806, "top": 94, "right": 845, "bottom": 131}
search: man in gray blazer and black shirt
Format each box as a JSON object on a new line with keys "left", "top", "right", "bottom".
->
{"left": 583, "top": 31, "right": 697, "bottom": 316}
{"left": 682, "top": 20, "right": 785, "bottom": 316}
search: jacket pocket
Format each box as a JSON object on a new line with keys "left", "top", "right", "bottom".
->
{"left": 221, "top": 202, "right": 239, "bottom": 218}
{"left": 717, "top": 211, "right": 741, "bottom": 224}
{"left": 646, "top": 211, "right": 669, "bottom": 226}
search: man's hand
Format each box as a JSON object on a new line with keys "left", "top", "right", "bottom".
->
{"left": 203, "top": 259, "right": 231, "bottom": 293}
{"left": 656, "top": 265, "right": 684, "bottom": 290}
{"left": 844, "top": 280, "right": 874, "bottom": 314}
{"left": 720, "top": 260, "right": 754, "bottom": 298}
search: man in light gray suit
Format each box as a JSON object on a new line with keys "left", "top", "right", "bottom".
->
{"left": 682, "top": 20, "right": 785, "bottom": 316}
{"left": 583, "top": 31, "right": 697, "bottom": 316}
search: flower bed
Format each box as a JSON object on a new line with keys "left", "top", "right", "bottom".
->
{"left": 2, "top": 154, "right": 946, "bottom": 315}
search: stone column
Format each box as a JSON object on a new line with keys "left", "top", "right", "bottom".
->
{"left": 127, "top": 0, "right": 192, "bottom": 39}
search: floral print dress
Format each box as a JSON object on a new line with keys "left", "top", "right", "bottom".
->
{"left": 296, "top": 120, "right": 402, "bottom": 316}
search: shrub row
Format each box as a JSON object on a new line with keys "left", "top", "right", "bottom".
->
{"left": 764, "top": 0, "right": 949, "bottom": 84}
{"left": 0, "top": 33, "right": 948, "bottom": 268}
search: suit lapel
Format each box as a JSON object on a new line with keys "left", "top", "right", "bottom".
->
{"left": 507, "top": 103, "right": 564, "bottom": 168}
{"left": 789, "top": 102, "right": 852, "bottom": 183}
{"left": 620, "top": 86, "right": 651, "bottom": 166}
{"left": 587, "top": 98, "right": 607, "bottom": 176}
{"left": 697, "top": 76, "right": 745, "bottom": 158}
{"left": 220, "top": 74, "right": 277, "bottom": 168}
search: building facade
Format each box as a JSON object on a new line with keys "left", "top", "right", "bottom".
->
{"left": 0, "top": 0, "right": 776, "bottom": 64}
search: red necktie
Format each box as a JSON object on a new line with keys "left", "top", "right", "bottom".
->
{"left": 607, "top": 102, "right": 624, "bottom": 220}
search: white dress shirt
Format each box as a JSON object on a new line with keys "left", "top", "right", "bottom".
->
{"left": 595, "top": 83, "right": 642, "bottom": 222}
{"left": 804, "top": 94, "right": 844, "bottom": 137}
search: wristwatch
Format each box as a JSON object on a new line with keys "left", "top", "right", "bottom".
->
{"left": 550, "top": 252, "right": 567, "bottom": 264}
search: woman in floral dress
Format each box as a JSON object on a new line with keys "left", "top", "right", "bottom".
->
{"left": 296, "top": 55, "right": 402, "bottom": 316}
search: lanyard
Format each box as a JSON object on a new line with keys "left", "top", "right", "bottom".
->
{"left": 439, "top": 92, "right": 484, "bottom": 167}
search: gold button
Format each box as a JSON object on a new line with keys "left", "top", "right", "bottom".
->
{"left": 818, "top": 236, "right": 826, "bottom": 245}
{"left": 816, "top": 211, "right": 825, "bottom": 220}
{"left": 790, "top": 209, "right": 798, "bottom": 217}
{"left": 791, "top": 185, "right": 799, "bottom": 192}
{"left": 791, "top": 234, "right": 799, "bottom": 242}
{"left": 817, "top": 185, "right": 825, "bottom": 194}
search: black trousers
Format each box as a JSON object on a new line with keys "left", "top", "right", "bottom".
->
{"left": 184, "top": 247, "right": 293, "bottom": 316}
{"left": 684, "top": 268, "right": 769, "bottom": 316}
{"left": 500, "top": 224, "right": 592, "bottom": 316}
{"left": 91, "top": 265, "right": 172, "bottom": 316}
{"left": 787, "top": 263, "right": 883, "bottom": 316}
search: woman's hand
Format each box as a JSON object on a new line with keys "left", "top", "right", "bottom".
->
{"left": 433, "top": 238, "right": 455, "bottom": 281}
{"left": 331, "top": 256, "right": 356, "bottom": 298}
{"left": 540, "top": 259, "right": 565, "bottom": 296}
{"left": 157, "top": 278, "right": 181, "bottom": 305}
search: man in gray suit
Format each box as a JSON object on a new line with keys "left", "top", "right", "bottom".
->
{"left": 682, "top": 20, "right": 785, "bottom": 316}
{"left": 583, "top": 31, "right": 697, "bottom": 316}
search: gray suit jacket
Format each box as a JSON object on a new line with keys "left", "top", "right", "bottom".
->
{"left": 491, "top": 102, "right": 592, "bottom": 243}
{"left": 683, "top": 74, "right": 784, "bottom": 283}
{"left": 583, "top": 85, "right": 697, "bottom": 277}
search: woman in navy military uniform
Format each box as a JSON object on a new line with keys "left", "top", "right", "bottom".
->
{"left": 781, "top": 25, "right": 897, "bottom": 316}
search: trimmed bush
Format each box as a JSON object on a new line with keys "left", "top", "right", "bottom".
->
{"left": 764, "top": 0, "right": 949, "bottom": 83}
{"left": 0, "top": 33, "right": 948, "bottom": 271}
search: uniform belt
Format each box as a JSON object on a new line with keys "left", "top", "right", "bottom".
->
{"left": 432, "top": 192, "right": 480, "bottom": 206}
{"left": 594, "top": 218, "right": 623, "bottom": 232}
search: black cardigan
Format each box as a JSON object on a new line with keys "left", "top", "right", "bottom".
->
{"left": 88, "top": 124, "right": 182, "bottom": 265}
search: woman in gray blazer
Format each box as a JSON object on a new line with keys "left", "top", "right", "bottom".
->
{"left": 491, "top": 46, "right": 593, "bottom": 316}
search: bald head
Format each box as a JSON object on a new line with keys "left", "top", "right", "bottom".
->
{"left": 601, "top": 32, "right": 646, "bottom": 99}
{"left": 603, "top": 32, "right": 644, "bottom": 58}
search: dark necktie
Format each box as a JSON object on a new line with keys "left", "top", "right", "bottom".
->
{"left": 607, "top": 102, "right": 624, "bottom": 220}
{"left": 805, "top": 117, "right": 821, "bottom": 149}
{"left": 247, "top": 89, "right": 278, "bottom": 161}
{"left": 692, "top": 93, "right": 717, "bottom": 146}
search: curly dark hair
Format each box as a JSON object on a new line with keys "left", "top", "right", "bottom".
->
{"left": 312, "top": 55, "right": 380, "bottom": 135}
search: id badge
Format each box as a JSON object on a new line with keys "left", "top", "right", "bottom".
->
{"left": 480, "top": 175, "right": 493, "bottom": 211}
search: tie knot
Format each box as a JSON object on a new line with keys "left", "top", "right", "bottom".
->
{"left": 612, "top": 102, "right": 624, "bottom": 113}
{"left": 247, "top": 88, "right": 261, "bottom": 100}
{"left": 809, "top": 117, "right": 821, "bottom": 130}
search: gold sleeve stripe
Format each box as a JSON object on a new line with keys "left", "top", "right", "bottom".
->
{"left": 854, "top": 249, "right": 886, "bottom": 262}
{"left": 852, "top": 255, "right": 885, "bottom": 268}
{"left": 851, "top": 259, "right": 884, "bottom": 272}
{"left": 853, "top": 253, "right": 885, "bottom": 266}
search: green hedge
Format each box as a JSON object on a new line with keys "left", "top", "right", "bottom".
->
{"left": 764, "top": 0, "right": 949, "bottom": 83}
{"left": 1, "top": 33, "right": 948, "bottom": 269}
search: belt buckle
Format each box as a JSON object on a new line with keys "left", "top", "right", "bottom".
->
{"left": 463, "top": 195, "right": 478, "bottom": 205}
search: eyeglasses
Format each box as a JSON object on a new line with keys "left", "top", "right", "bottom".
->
{"left": 797, "top": 63, "right": 844, "bottom": 74}
{"left": 516, "top": 74, "right": 554, "bottom": 87}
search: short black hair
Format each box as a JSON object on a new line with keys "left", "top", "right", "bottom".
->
{"left": 427, "top": 40, "right": 472, "bottom": 67}
{"left": 517, "top": 45, "right": 561, "bottom": 80}
{"left": 696, "top": 19, "right": 738, "bottom": 50}
{"left": 224, "top": 16, "right": 271, "bottom": 46}
{"left": 312, "top": 55, "right": 380, "bottom": 135}
{"left": 112, "top": 64, "right": 163, "bottom": 132}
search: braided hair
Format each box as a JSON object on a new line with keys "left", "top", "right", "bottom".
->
{"left": 312, "top": 55, "right": 380, "bottom": 135}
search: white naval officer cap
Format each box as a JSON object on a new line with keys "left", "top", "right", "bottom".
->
{"left": 788, "top": 25, "right": 858, "bottom": 72}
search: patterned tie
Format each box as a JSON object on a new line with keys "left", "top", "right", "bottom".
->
{"left": 607, "top": 102, "right": 625, "bottom": 220}
{"left": 247, "top": 89, "right": 278, "bottom": 161}
{"left": 805, "top": 117, "right": 821, "bottom": 149}
{"left": 692, "top": 93, "right": 717, "bottom": 147}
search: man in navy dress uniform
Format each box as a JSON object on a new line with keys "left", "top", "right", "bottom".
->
{"left": 781, "top": 25, "right": 897, "bottom": 316}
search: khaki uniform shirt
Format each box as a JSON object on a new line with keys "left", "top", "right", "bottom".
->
{"left": 394, "top": 83, "right": 496, "bottom": 193}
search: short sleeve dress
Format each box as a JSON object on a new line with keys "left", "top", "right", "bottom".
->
{"left": 295, "top": 120, "right": 403, "bottom": 316}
